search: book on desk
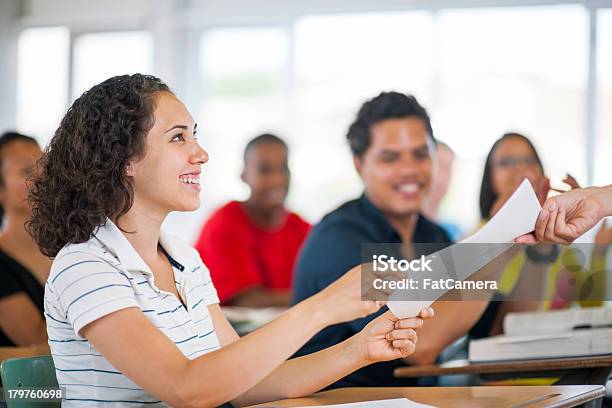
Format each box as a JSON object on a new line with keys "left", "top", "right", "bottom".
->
{"left": 469, "top": 307, "right": 612, "bottom": 362}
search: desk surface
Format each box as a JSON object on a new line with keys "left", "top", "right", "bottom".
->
{"left": 393, "top": 355, "right": 612, "bottom": 378}
{"left": 249, "top": 386, "right": 605, "bottom": 408}
{"left": 0, "top": 346, "right": 49, "bottom": 362}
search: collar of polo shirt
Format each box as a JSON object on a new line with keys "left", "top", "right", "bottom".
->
{"left": 93, "top": 219, "right": 198, "bottom": 275}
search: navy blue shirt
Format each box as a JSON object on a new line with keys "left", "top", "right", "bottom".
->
{"left": 292, "top": 194, "right": 453, "bottom": 388}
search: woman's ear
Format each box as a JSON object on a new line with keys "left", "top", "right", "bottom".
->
{"left": 126, "top": 163, "right": 135, "bottom": 177}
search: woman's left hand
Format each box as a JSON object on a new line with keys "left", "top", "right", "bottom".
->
{"left": 352, "top": 308, "right": 434, "bottom": 364}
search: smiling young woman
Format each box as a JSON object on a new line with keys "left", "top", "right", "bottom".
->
{"left": 27, "top": 74, "right": 433, "bottom": 407}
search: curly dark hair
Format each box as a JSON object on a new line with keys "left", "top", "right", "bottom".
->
{"left": 27, "top": 74, "right": 171, "bottom": 257}
{"left": 347, "top": 91, "right": 435, "bottom": 158}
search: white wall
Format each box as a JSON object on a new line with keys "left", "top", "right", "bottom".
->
{"left": 3, "top": 0, "right": 612, "bottom": 241}
{"left": 0, "top": 0, "right": 20, "bottom": 132}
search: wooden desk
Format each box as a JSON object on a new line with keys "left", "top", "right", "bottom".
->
{"left": 249, "top": 386, "right": 605, "bottom": 408}
{"left": 394, "top": 356, "right": 612, "bottom": 385}
{"left": 0, "top": 346, "right": 49, "bottom": 363}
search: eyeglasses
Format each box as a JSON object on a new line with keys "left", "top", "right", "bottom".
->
{"left": 493, "top": 156, "right": 539, "bottom": 169}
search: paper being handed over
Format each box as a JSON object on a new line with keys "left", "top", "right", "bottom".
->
{"left": 387, "top": 178, "right": 542, "bottom": 319}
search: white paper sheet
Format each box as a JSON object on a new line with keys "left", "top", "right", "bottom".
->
{"left": 461, "top": 178, "right": 542, "bottom": 244}
{"left": 387, "top": 179, "right": 542, "bottom": 318}
{"left": 296, "top": 398, "right": 435, "bottom": 408}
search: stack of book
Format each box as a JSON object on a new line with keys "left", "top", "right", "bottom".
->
{"left": 469, "top": 307, "right": 612, "bottom": 362}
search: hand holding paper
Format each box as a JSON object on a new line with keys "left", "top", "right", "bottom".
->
{"left": 387, "top": 179, "right": 542, "bottom": 319}
{"left": 517, "top": 184, "right": 612, "bottom": 244}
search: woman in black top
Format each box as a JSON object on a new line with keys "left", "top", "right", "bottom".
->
{"left": 0, "top": 131, "right": 50, "bottom": 347}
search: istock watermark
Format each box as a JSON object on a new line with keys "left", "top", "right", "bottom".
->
{"left": 361, "top": 243, "right": 611, "bottom": 304}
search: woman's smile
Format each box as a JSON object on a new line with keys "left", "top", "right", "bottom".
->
{"left": 179, "top": 171, "right": 201, "bottom": 191}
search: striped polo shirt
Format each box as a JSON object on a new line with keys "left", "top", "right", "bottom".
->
{"left": 44, "top": 219, "right": 221, "bottom": 406}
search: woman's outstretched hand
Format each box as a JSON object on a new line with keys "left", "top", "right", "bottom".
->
{"left": 351, "top": 308, "right": 434, "bottom": 364}
{"left": 313, "top": 264, "right": 386, "bottom": 327}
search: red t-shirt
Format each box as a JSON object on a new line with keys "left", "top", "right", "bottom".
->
{"left": 194, "top": 201, "right": 310, "bottom": 304}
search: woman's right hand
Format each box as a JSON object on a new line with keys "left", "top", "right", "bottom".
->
{"left": 314, "top": 264, "right": 384, "bottom": 326}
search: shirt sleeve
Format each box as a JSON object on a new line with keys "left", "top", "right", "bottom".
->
{"left": 194, "top": 217, "right": 262, "bottom": 304}
{"left": 47, "top": 251, "right": 139, "bottom": 338}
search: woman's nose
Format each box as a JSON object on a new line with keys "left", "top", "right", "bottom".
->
{"left": 192, "top": 143, "right": 209, "bottom": 165}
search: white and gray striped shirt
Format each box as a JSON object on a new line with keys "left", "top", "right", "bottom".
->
{"left": 45, "top": 219, "right": 221, "bottom": 406}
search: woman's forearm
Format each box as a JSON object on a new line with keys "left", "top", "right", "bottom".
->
{"left": 180, "top": 294, "right": 330, "bottom": 407}
{"left": 233, "top": 335, "right": 366, "bottom": 407}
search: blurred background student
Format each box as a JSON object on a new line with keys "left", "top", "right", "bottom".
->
{"left": 421, "top": 141, "right": 463, "bottom": 241}
{"left": 0, "top": 131, "right": 50, "bottom": 349}
{"left": 195, "top": 134, "right": 310, "bottom": 307}
{"left": 292, "top": 92, "right": 503, "bottom": 389}
{"left": 470, "top": 132, "right": 553, "bottom": 338}
{"left": 471, "top": 132, "right": 607, "bottom": 338}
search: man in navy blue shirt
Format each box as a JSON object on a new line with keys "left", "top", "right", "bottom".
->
{"left": 293, "top": 92, "right": 498, "bottom": 388}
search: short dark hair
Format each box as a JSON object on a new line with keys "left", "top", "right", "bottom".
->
{"left": 0, "top": 131, "right": 39, "bottom": 186}
{"left": 27, "top": 74, "right": 171, "bottom": 257}
{"left": 346, "top": 92, "right": 435, "bottom": 158}
{"left": 479, "top": 132, "right": 544, "bottom": 219}
{"left": 243, "top": 133, "right": 288, "bottom": 163}
{"left": 0, "top": 131, "right": 40, "bottom": 225}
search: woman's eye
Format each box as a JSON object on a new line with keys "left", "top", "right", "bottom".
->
{"left": 171, "top": 134, "right": 185, "bottom": 142}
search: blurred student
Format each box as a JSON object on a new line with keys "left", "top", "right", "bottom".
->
{"left": 476, "top": 133, "right": 605, "bottom": 332}
{"left": 195, "top": 134, "right": 309, "bottom": 307}
{"left": 292, "top": 92, "right": 502, "bottom": 388}
{"left": 0, "top": 132, "right": 51, "bottom": 348}
{"left": 30, "top": 74, "right": 432, "bottom": 407}
{"left": 421, "top": 141, "right": 463, "bottom": 241}
{"left": 473, "top": 132, "right": 559, "bottom": 335}
{"left": 479, "top": 132, "right": 551, "bottom": 218}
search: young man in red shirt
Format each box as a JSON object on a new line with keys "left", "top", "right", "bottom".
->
{"left": 195, "top": 134, "right": 310, "bottom": 307}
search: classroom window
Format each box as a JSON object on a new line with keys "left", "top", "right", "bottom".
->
{"left": 595, "top": 9, "right": 612, "bottom": 187}
{"left": 16, "top": 26, "right": 69, "bottom": 146}
{"left": 433, "top": 5, "right": 588, "bottom": 230}
{"left": 292, "top": 11, "right": 435, "bottom": 221}
{"left": 72, "top": 30, "right": 154, "bottom": 101}
{"left": 198, "top": 27, "right": 289, "bottom": 217}
{"left": 192, "top": 5, "right": 593, "bottom": 237}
